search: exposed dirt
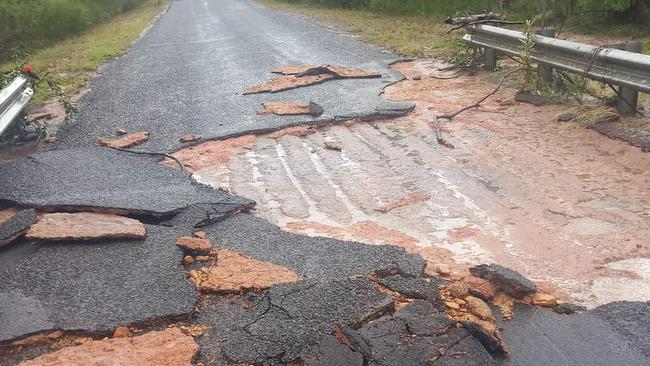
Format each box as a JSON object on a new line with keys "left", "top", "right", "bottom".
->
{"left": 16, "top": 328, "right": 198, "bottom": 366}
{"left": 244, "top": 74, "right": 336, "bottom": 94}
{"left": 187, "top": 248, "right": 300, "bottom": 293}
{"left": 25, "top": 212, "right": 146, "bottom": 241}
{"left": 167, "top": 60, "right": 649, "bottom": 307}
{"left": 97, "top": 131, "right": 150, "bottom": 149}
{"left": 257, "top": 101, "right": 323, "bottom": 116}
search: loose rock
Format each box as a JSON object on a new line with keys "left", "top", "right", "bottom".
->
{"left": 113, "top": 326, "right": 130, "bottom": 338}
{"left": 465, "top": 276, "right": 498, "bottom": 301}
{"left": 435, "top": 264, "right": 451, "bottom": 276}
{"left": 195, "top": 255, "right": 210, "bottom": 262}
{"left": 115, "top": 128, "right": 127, "bottom": 135}
{"left": 465, "top": 295, "right": 495, "bottom": 321}
{"left": 183, "top": 255, "right": 195, "bottom": 265}
{"left": 531, "top": 293, "right": 557, "bottom": 307}
{"left": 97, "top": 131, "right": 149, "bottom": 149}
{"left": 19, "top": 328, "right": 198, "bottom": 366}
{"left": 176, "top": 236, "right": 213, "bottom": 255}
{"left": 323, "top": 140, "right": 342, "bottom": 151}
{"left": 553, "top": 302, "right": 587, "bottom": 315}
{"left": 25, "top": 212, "right": 146, "bottom": 241}
{"left": 469, "top": 264, "right": 536, "bottom": 298}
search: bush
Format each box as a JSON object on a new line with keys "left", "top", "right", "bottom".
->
{"left": 0, "top": 0, "right": 150, "bottom": 58}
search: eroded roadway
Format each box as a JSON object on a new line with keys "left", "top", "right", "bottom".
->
{"left": 0, "top": 0, "right": 648, "bottom": 365}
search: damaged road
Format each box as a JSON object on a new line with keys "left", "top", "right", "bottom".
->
{"left": 1, "top": 0, "right": 649, "bottom": 365}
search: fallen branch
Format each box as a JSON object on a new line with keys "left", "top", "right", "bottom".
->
{"left": 447, "top": 20, "right": 524, "bottom": 33}
{"left": 437, "top": 68, "right": 521, "bottom": 121}
{"left": 109, "top": 147, "right": 185, "bottom": 172}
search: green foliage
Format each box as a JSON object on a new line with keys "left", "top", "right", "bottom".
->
{"left": 0, "top": 0, "right": 149, "bottom": 57}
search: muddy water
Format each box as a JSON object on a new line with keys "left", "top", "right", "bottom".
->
{"left": 173, "top": 61, "right": 650, "bottom": 307}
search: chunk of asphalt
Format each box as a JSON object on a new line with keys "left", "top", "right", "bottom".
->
{"left": 203, "top": 213, "right": 426, "bottom": 280}
{"left": 498, "top": 303, "right": 650, "bottom": 365}
{"left": 395, "top": 299, "right": 454, "bottom": 337}
{"left": 300, "top": 335, "right": 364, "bottom": 366}
{"left": 358, "top": 318, "right": 497, "bottom": 366}
{"left": 0, "top": 148, "right": 253, "bottom": 220}
{"left": 469, "top": 264, "right": 536, "bottom": 298}
{"left": 0, "top": 224, "right": 196, "bottom": 342}
{"left": 378, "top": 274, "right": 446, "bottom": 308}
{"left": 0, "top": 209, "right": 37, "bottom": 247}
{"left": 591, "top": 301, "right": 650, "bottom": 358}
{"left": 193, "top": 277, "right": 394, "bottom": 364}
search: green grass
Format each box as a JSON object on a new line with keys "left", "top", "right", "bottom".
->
{"left": 1, "top": 0, "right": 169, "bottom": 103}
{"left": 258, "top": 0, "right": 461, "bottom": 58}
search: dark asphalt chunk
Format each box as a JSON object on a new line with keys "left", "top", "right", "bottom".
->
{"left": 395, "top": 300, "right": 454, "bottom": 337}
{"left": 57, "top": 0, "right": 413, "bottom": 152}
{"left": 358, "top": 318, "right": 497, "bottom": 366}
{"left": 469, "top": 264, "right": 536, "bottom": 298}
{"left": 592, "top": 301, "right": 650, "bottom": 358}
{"left": 300, "top": 334, "right": 364, "bottom": 366}
{"left": 378, "top": 274, "right": 445, "bottom": 305}
{"left": 0, "top": 148, "right": 253, "bottom": 220}
{"left": 203, "top": 213, "right": 426, "bottom": 280}
{"left": 500, "top": 303, "right": 649, "bottom": 366}
{"left": 0, "top": 224, "right": 196, "bottom": 342}
{"left": 0, "top": 209, "right": 37, "bottom": 247}
{"left": 194, "top": 277, "right": 393, "bottom": 364}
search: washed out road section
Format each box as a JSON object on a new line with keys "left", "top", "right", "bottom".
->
{"left": 58, "top": 0, "right": 413, "bottom": 152}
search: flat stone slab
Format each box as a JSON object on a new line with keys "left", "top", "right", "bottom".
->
{"left": 25, "top": 212, "right": 146, "bottom": 241}
{"left": 203, "top": 213, "right": 426, "bottom": 280}
{"left": 0, "top": 224, "right": 196, "bottom": 342}
{"left": 18, "top": 328, "right": 198, "bottom": 366}
{"left": 0, "top": 148, "right": 253, "bottom": 220}
{"left": 0, "top": 209, "right": 37, "bottom": 247}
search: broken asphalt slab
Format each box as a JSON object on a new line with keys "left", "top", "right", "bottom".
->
{"left": 0, "top": 147, "right": 253, "bottom": 220}
{"left": 0, "top": 224, "right": 196, "bottom": 343}
{"left": 0, "top": 209, "right": 37, "bottom": 247}
{"left": 202, "top": 213, "right": 426, "bottom": 280}
{"left": 194, "top": 277, "right": 394, "bottom": 365}
{"left": 499, "top": 302, "right": 650, "bottom": 366}
{"left": 56, "top": 0, "right": 413, "bottom": 152}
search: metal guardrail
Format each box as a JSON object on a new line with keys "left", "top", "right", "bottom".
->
{"left": 463, "top": 24, "right": 650, "bottom": 114}
{"left": 0, "top": 76, "right": 34, "bottom": 137}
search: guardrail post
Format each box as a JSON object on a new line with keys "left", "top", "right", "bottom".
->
{"left": 612, "top": 41, "right": 643, "bottom": 115}
{"left": 484, "top": 48, "right": 497, "bottom": 71}
{"left": 535, "top": 28, "right": 556, "bottom": 83}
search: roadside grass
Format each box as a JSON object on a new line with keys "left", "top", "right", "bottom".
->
{"left": 257, "top": 0, "right": 461, "bottom": 59}
{"left": 1, "top": 0, "right": 169, "bottom": 104}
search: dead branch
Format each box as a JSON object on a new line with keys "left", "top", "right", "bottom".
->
{"left": 445, "top": 12, "right": 505, "bottom": 26}
{"left": 109, "top": 147, "right": 185, "bottom": 171}
{"left": 436, "top": 68, "right": 521, "bottom": 121}
{"left": 447, "top": 20, "right": 524, "bottom": 33}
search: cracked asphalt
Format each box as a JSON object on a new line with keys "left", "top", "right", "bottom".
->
{"left": 0, "top": 0, "right": 649, "bottom": 365}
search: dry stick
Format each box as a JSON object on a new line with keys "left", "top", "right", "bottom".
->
{"left": 432, "top": 68, "right": 521, "bottom": 148}
{"left": 605, "top": 83, "right": 645, "bottom": 117}
{"left": 447, "top": 20, "right": 524, "bottom": 33}
{"left": 437, "top": 68, "right": 522, "bottom": 121}
{"left": 109, "top": 147, "right": 185, "bottom": 172}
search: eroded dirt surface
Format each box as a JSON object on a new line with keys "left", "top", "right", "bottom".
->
{"left": 174, "top": 60, "right": 650, "bottom": 307}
